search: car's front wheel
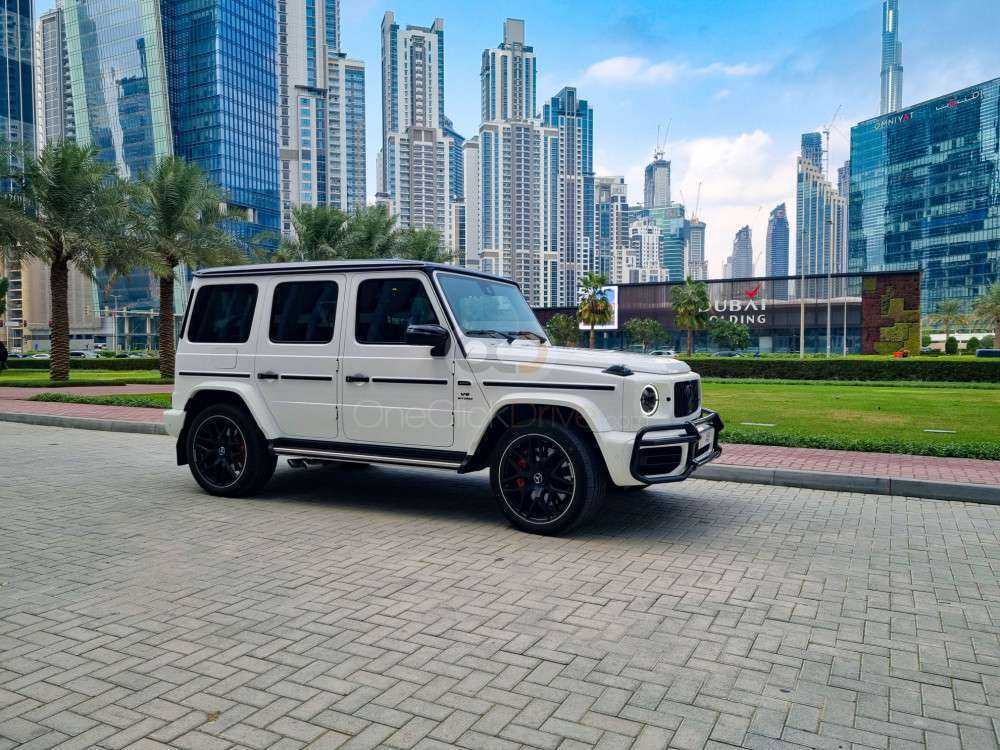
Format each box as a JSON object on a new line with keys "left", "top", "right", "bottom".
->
{"left": 187, "top": 404, "right": 276, "bottom": 496}
{"left": 490, "top": 421, "right": 606, "bottom": 535}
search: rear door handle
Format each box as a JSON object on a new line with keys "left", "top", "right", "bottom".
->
{"left": 257, "top": 371, "right": 279, "bottom": 380}
{"left": 345, "top": 374, "right": 369, "bottom": 383}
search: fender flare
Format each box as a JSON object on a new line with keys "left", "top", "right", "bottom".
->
{"left": 181, "top": 381, "right": 280, "bottom": 439}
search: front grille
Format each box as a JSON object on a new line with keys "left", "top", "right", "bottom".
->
{"left": 673, "top": 379, "right": 700, "bottom": 417}
{"left": 636, "top": 445, "right": 683, "bottom": 476}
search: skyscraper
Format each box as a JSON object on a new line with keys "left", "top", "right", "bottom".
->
{"left": 643, "top": 156, "right": 670, "bottom": 209}
{"left": 35, "top": 8, "right": 74, "bottom": 150}
{"left": 2, "top": 0, "right": 34, "bottom": 163}
{"left": 765, "top": 203, "right": 789, "bottom": 298}
{"left": 726, "top": 225, "right": 754, "bottom": 278}
{"left": 800, "top": 132, "right": 823, "bottom": 171}
{"left": 476, "top": 19, "right": 558, "bottom": 306}
{"left": 163, "top": 0, "right": 280, "bottom": 245}
{"left": 276, "top": 0, "right": 365, "bottom": 233}
{"left": 594, "top": 176, "right": 630, "bottom": 278}
{"left": 380, "top": 13, "right": 456, "bottom": 248}
{"left": 686, "top": 218, "right": 708, "bottom": 281}
{"left": 796, "top": 157, "right": 846, "bottom": 292}
{"left": 543, "top": 87, "right": 594, "bottom": 298}
{"left": 850, "top": 77, "right": 1000, "bottom": 312}
{"left": 880, "top": 0, "right": 903, "bottom": 115}
{"left": 461, "top": 137, "right": 480, "bottom": 268}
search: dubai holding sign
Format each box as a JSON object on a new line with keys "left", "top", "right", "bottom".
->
{"left": 704, "top": 285, "right": 768, "bottom": 326}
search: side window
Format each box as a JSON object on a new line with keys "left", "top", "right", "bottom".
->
{"left": 187, "top": 284, "right": 258, "bottom": 343}
{"left": 355, "top": 278, "right": 439, "bottom": 345}
{"left": 269, "top": 280, "right": 338, "bottom": 344}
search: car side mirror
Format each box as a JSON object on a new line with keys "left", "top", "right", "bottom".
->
{"left": 405, "top": 324, "right": 451, "bottom": 357}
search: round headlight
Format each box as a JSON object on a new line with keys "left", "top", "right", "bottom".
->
{"left": 640, "top": 385, "right": 659, "bottom": 416}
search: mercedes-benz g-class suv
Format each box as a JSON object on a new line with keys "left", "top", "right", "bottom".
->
{"left": 166, "top": 260, "right": 722, "bottom": 534}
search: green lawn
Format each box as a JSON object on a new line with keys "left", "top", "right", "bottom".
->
{"left": 703, "top": 380, "right": 1000, "bottom": 459}
{"left": 0, "top": 370, "right": 170, "bottom": 388}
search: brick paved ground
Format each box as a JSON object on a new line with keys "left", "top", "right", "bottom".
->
{"left": 1, "top": 423, "right": 999, "bottom": 750}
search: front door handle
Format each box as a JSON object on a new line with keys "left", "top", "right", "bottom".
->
{"left": 345, "top": 374, "right": 369, "bottom": 383}
{"left": 257, "top": 371, "right": 279, "bottom": 380}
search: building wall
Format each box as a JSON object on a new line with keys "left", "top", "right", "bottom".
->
{"left": 849, "top": 77, "right": 999, "bottom": 313}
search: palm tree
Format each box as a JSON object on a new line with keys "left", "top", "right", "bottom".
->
{"left": 0, "top": 141, "right": 126, "bottom": 381}
{"left": 973, "top": 282, "right": 1000, "bottom": 341}
{"left": 0, "top": 276, "right": 7, "bottom": 322}
{"left": 277, "top": 205, "right": 349, "bottom": 262}
{"left": 394, "top": 227, "right": 448, "bottom": 262}
{"left": 577, "top": 272, "right": 613, "bottom": 349}
{"left": 342, "top": 204, "right": 398, "bottom": 258}
{"left": 929, "top": 299, "right": 967, "bottom": 341}
{"left": 671, "top": 277, "right": 710, "bottom": 355}
{"left": 129, "top": 156, "right": 243, "bottom": 378}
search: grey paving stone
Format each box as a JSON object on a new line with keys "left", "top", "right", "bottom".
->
{"left": 1, "top": 424, "right": 1000, "bottom": 750}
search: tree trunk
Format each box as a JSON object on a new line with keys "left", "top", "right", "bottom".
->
{"left": 686, "top": 328, "right": 693, "bottom": 356}
{"left": 49, "top": 257, "right": 70, "bottom": 382}
{"left": 158, "top": 273, "right": 175, "bottom": 379}
{"left": 589, "top": 324, "right": 595, "bottom": 349}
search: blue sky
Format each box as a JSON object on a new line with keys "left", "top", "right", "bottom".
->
{"left": 40, "top": 0, "right": 999, "bottom": 275}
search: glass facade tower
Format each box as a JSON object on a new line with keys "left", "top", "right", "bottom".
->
{"left": 163, "top": 0, "right": 280, "bottom": 245}
{"left": 848, "top": 77, "right": 1000, "bottom": 312}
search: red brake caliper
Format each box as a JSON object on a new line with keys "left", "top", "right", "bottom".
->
{"left": 516, "top": 456, "right": 528, "bottom": 488}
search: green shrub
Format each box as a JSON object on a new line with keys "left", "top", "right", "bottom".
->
{"left": 6, "top": 357, "right": 160, "bottom": 371}
{"left": 921, "top": 332, "right": 932, "bottom": 347}
{"left": 965, "top": 336, "right": 981, "bottom": 353}
{"left": 945, "top": 336, "right": 959, "bottom": 354}
{"left": 683, "top": 357, "right": 1000, "bottom": 382}
{"left": 983, "top": 335, "right": 995, "bottom": 348}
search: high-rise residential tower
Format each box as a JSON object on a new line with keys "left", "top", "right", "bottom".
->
{"left": 277, "top": 0, "right": 366, "bottom": 233}
{"left": 594, "top": 176, "right": 630, "bottom": 278}
{"left": 476, "top": 19, "right": 558, "bottom": 306}
{"left": 686, "top": 218, "right": 708, "bottom": 281}
{"left": 800, "top": 132, "right": 823, "bottom": 171}
{"left": 796, "top": 157, "right": 846, "bottom": 293}
{"left": 543, "top": 87, "right": 594, "bottom": 299}
{"left": 880, "top": 0, "right": 903, "bottom": 114}
{"left": 765, "top": 203, "right": 790, "bottom": 298}
{"left": 380, "top": 13, "right": 456, "bottom": 248}
{"left": 725, "top": 226, "right": 754, "bottom": 278}
{"left": 643, "top": 155, "right": 670, "bottom": 209}
{"left": 35, "top": 8, "right": 74, "bottom": 150}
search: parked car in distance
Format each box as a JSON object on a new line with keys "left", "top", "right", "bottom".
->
{"left": 976, "top": 349, "right": 1000, "bottom": 358}
{"left": 29, "top": 352, "right": 50, "bottom": 359}
{"left": 165, "top": 260, "right": 723, "bottom": 535}
{"left": 713, "top": 350, "right": 742, "bottom": 357}
{"left": 648, "top": 349, "right": 676, "bottom": 357}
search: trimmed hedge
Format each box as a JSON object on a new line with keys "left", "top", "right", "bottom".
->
{"left": 683, "top": 357, "right": 1000, "bottom": 382}
{"left": 6, "top": 357, "right": 159, "bottom": 371}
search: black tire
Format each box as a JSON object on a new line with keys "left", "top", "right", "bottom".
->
{"left": 186, "top": 403, "right": 276, "bottom": 497}
{"left": 490, "top": 421, "right": 606, "bottom": 535}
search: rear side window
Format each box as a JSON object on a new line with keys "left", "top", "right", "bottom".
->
{"left": 187, "top": 284, "right": 258, "bottom": 343}
{"left": 269, "top": 280, "right": 338, "bottom": 343}
{"left": 355, "top": 278, "right": 439, "bottom": 344}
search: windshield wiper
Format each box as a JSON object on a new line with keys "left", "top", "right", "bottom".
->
{"left": 510, "top": 330, "right": 547, "bottom": 343}
{"left": 465, "top": 329, "right": 515, "bottom": 343}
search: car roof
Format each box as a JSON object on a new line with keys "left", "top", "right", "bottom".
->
{"left": 193, "top": 259, "right": 511, "bottom": 284}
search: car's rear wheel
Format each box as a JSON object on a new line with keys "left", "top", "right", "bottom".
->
{"left": 187, "top": 404, "right": 275, "bottom": 496}
{"left": 490, "top": 421, "right": 605, "bottom": 535}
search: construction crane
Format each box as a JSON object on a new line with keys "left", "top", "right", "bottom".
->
{"left": 823, "top": 104, "right": 842, "bottom": 178}
{"left": 692, "top": 182, "right": 702, "bottom": 220}
{"left": 654, "top": 119, "right": 672, "bottom": 160}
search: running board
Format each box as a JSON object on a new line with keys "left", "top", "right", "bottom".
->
{"left": 270, "top": 440, "right": 465, "bottom": 471}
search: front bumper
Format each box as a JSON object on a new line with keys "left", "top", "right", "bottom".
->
{"left": 163, "top": 409, "right": 186, "bottom": 438}
{"left": 629, "top": 409, "right": 724, "bottom": 484}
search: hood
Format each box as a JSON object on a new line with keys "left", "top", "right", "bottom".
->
{"left": 477, "top": 342, "right": 692, "bottom": 375}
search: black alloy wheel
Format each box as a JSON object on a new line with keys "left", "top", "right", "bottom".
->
{"left": 498, "top": 433, "right": 577, "bottom": 524}
{"left": 191, "top": 414, "right": 248, "bottom": 490}
{"left": 186, "top": 403, "right": 276, "bottom": 496}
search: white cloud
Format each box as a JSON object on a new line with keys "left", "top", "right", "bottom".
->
{"left": 621, "top": 130, "right": 797, "bottom": 278}
{"left": 712, "top": 88, "right": 732, "bottom": 101}
{"left": 582, "top": 57, "right": 769, "bottom": 86}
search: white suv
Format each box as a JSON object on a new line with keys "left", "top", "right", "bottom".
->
{"left": 166, "top": 260, "right": 722, "bottom": 534}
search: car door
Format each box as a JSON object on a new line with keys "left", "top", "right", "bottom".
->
{"left": 340, "top": 272, "right": 454, "bottom": 448}
{"left": 254, "top": 275, "right": 344, "bottom": 440}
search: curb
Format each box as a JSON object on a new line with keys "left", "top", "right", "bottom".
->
{"left": 0, "top": 411, "right": 166, "bottom": 436}
{"left": 3, "top": 412, "right": 997, "bottom": 505}
{"left": 695, "top": 463, "right": 1000, "bottom": 505}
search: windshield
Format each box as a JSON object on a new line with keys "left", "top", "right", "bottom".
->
{"left": 436, "top": 272, "right": 547, "bottom": 342}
